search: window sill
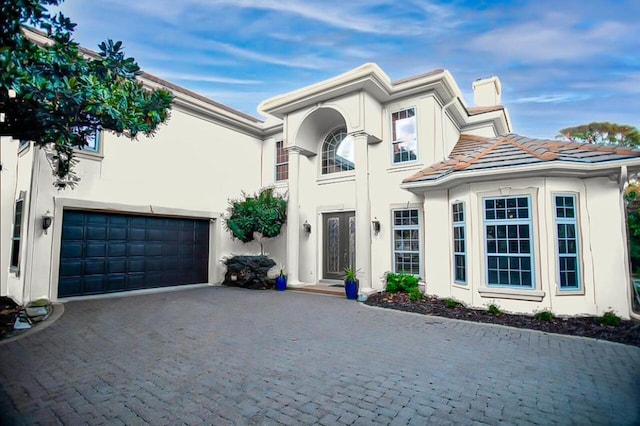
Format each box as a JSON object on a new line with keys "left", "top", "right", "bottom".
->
{"left": 317, "top": 173, "right": 355, "bottom": 185}
{"left": 386, "top": 163, "right": 424, "bottom": 174}
{"left": 452, "top": 282, "right": 469, "bottom": 290}
{"left": 74, "top": 150, "right": 103, "bottom": 160}
{"left": 478, "top": 286, "right": 545, "bottom": 302}
{"left": 555, "top": 288, "right": 585, "bottom": 296}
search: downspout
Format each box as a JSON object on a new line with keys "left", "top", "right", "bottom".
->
{"left": 619, "top": 166, "right": 640, "bottom": 320}
{"left": 441, "top": 98, "right": 457, "bottom": 161}
{"left": 23, "top": 146, "right": 41, "bottom": 303}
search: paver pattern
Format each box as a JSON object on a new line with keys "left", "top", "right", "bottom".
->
{"left": 1, "top": 286, "right": 639, "bottom": 425}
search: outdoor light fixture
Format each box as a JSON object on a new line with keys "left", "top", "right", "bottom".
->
{"left": 42, "top": 210, "right": 53, "bottom": 234}
{"left": 372, "top": 218, "right": 381, "bottom": 235}
{"left": 303, "top": 220, "right": 311, "bottom": 234}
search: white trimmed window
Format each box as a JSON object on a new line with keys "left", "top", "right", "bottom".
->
{"left": 391, "top": 108, "right": 417, "bottom": 164}
{"left": 10, "top": 195, "right": 25, "bottom": 273}
{"left": 393, "top": 209, "right": 421, "bottom": 275}
{"left": 452, "top": 202, "right": 466, "bottom": 284}
{"left": 275, "top": 140, "right": 288, "bottom": 181}
{"left": 322, "top": 127, "right": 354, "bottom": 174}
{"left": 554, "top": 195, "right": 580, "bottom": 290}
{"left": 484, "top": 196, "right": 534, "bottom": 288}
{"left": 83, "top": 130, "right": 100, "bottom": 152}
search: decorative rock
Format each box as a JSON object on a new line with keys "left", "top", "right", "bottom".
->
{"left": 13, "top": 314, "right": 32, "bottom": 330}
{"left": 26, "top": 306, "right": 48, "bottom": 318}
{"left": 223, "top": 255, "right": 276, "bottom": 289}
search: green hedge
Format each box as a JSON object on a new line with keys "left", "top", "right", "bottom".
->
{"left": 385, "top": 273, "right": 420, "bottom": 294}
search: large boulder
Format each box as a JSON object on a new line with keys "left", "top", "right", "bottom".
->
{"left": 223, "top": 255, "right": 276, "bottom": 290}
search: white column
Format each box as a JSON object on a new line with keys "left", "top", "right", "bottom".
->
{"left": 286, "top": 147, "right": 303, "bottom": 286}
{"left": 352, "top": 132, "right": 372, "bottom": 293}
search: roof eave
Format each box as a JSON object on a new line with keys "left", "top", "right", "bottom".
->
{"left": 401, "top": 159, "right": 640, "bottom": 193}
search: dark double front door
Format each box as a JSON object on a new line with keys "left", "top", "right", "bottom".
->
{"left": 322, "top": 211, "right": 355, "bottom": 280}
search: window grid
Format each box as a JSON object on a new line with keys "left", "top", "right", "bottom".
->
{"left": 452, "top": 202, "right": 466, "bottom": 284}
{"left": 555, "top": 195, "right": 580, "bottom": 290}
{"left": 393, "top": 209, "right": 421, "bottom": 275}
{"left": 484, "top": 196, "right": 534, "bottom": 288}
{"left": 322, "top": 127, "right": 354, "bottom": 175}
{"left": 391, "top": 108, "right": 417, "bottom": 164}
{"left": 275, "top": 140, "right": 288, "bottom": 181}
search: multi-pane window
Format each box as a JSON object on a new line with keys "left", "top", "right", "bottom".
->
{"left": 83, "top": 130, "right": 100, "bottom": 152}
{"left": 393, "top": 209, "right": 421, "bottom": 275}
{"left": 452, "top": 202, "right": 466, "bottom": 284}
{"left": 555, "top": 195, "right": 580, "bottom": 290}
{"left": 275, "top": 140, "right": 288, "bottom": 181}
{"left": 10, "top": 197, "right": 24, "bottom": 272}
{"left": 391, "top": 108, "right": 417, "bottom": 164}
{"left": 322, "top": 127, "right": 354, "bottom": 174}
{"left": 484, "top": 196, "right": 534, "bottom": 288}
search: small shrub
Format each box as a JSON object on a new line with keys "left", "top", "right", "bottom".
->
{"left": 487, "top": 304, "right": 501, "bottom": 315}
{"left": 534, "top": 310, "right": 554, "bottom": 322}
{"left": 600, "top": 311, "right": 621, "bottom": 327}
{"left": 444, "top": 298, "right": 460, "bottom": 308}
{"left": 408, "top": 288, "right": 423, "bottom": 301}
{"left": 386, "top": 273, "right": 419, "bottom": 294}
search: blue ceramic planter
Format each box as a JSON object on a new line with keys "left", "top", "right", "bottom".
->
{"left": 275, "top": 276, "right": 287, "bottom": 291}
{"left": 344, "top": 280, "right": 358, "bottom": 300}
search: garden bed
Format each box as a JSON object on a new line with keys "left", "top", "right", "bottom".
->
{"left": 365, "top": 293, "right": 640, "bottom": 347}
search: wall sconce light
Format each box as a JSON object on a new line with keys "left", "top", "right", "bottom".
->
{"left": 372, "top": 218, "right": 381, "bottom": 235}
{"left": 303, "top": 220, "right": 311, "bottom": 234}
{"left": 42, "top": 210, "right": 53, "bottom": 234}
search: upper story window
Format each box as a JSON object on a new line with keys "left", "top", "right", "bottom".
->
{"left": 275, "top": 140, "right": 288, "bottom": 181}
{"left": 322, "top": 127, "right": 354, "bottom": 175}
{"left": 391, "top": 107, "right": 417, "bottom": 164}
{"left": 81, "top": 130, "right": 101, "bottom": 153}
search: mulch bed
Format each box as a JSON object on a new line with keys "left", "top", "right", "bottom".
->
{"left": 365, "top": 293, "right": 640, "bottom": 347}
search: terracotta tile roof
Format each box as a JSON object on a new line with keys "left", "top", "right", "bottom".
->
{"left": 466, "top": 105, "right": 505, "bottom": 115}
{"left": 404, "top": 133, "right": 640, "bottom": 184}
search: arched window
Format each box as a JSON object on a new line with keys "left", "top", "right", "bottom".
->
{"left": 321, "top": 127, "right": 354, "bottom": 174}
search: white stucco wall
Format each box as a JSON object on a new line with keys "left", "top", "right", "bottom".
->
{"left": 20, "top": 107, "right": 271, "bottom": 302}
{"left": 1, "top": 137, "right": 19, "bottom": 298}
{"left": 421, "top": 176, "right": 632, "bottom": 318}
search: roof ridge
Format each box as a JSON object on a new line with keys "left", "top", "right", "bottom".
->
{"left": 506, "top": 136, "right": 558, "bottom": 161}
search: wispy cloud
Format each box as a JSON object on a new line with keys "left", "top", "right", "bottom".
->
{"left": 148, "top": 71, "right": 262, "bottom": 85}
{"left": 512, "top": 93, "right": 591, "bottom": 104}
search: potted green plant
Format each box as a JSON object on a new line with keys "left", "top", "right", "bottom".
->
{"left": 275, "top": 268, "right": 287, "bottom": 291}
{"left": 344, "top": 267, "right": 359, "bottom": 300}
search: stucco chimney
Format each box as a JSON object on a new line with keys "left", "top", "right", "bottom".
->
{"left": 472, "top": 76, "right": 501, "bottom": 106}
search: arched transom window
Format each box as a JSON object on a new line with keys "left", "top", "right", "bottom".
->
{"left": 321, "top": 127, "right": 354, "bottom": 175}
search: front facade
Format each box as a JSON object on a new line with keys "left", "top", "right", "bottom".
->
{"left": 2, "top": 53, "right": 639, "bottom": 319}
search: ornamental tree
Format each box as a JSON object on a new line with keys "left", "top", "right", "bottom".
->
{"left": 558, "top": 122, "right": 640, "bottom": 148}
{"left": 0, "top": 0, "right": 173, "bottom": 187}
{"left": 225, "top": 187, "right": 287, "bottom": 255}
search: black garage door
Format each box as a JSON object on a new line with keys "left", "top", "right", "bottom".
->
{"left": 58, "top": 210, "right": 209, "bottom": 297}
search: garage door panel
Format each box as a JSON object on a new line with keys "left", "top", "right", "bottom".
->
{"left": 108, "top": 243, "right": 126, "bottom": 257}
{"left": 60, "top": 260, "right": 82, "bottom": 277}
{"left": 61, "top": 242, "right": 83, "bottom": 258}
{"left": 62, "top": 225, "right": 84, "bottom": 240}
{"left": 86, "top": 243, "right": 106, "bottom": 258}
{"left": 109, "top": 227, "right": 127, "bottom": 240}
{"left": 58, "top": 210, "right": 209, "bottom": 298}
{"left": 83, "top": 276, "right": 105, "bottom": 294}
{"left": 85, "top": 260, "right": 105, "bottom": 275}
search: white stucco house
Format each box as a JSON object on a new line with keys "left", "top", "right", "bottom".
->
{"left": 2, "top": 34, "right": 640, "bottom": 320}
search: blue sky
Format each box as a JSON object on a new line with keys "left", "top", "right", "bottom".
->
{"left": 55, "top": 0, "right": 638, "bottom": 138}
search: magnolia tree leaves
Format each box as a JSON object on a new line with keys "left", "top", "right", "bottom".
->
{"left": 0, "top": 0, "right": 173, "bottom": 188}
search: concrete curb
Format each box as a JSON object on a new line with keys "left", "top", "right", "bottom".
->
{"left": 0, "top": 303, "right": 65, "bottom": 346}
{"left": 359, "top": 301, "right": 640, "bottom": 350}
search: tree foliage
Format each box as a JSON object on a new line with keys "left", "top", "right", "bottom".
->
{"left": 558, "top": 122, "right": 640, "bottom": 148}
{"left": 1, "top": 0, "right": 173, "bottom": 187}
{"left": 225, "top": 187, "right": 287, "bottom": 254}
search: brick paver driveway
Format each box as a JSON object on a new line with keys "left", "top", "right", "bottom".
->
{"left": 1, "top": 287, "right": 639, "bottom": 425}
